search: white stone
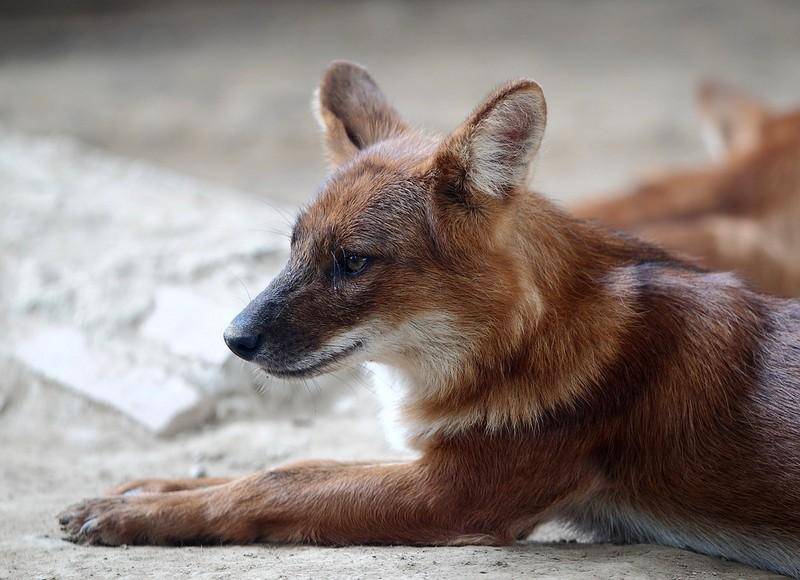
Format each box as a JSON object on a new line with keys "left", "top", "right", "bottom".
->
{"left": 0, "top": 129, "right": 365, "bottom": 434}
{"left": 14, "top": 326, "right": 211, "bottom": 435}
{"left": 0, "top": 129, "right": 349, "bottom": 434}
{"left": 140, "top": 286, "right": 240, "bottom": 366}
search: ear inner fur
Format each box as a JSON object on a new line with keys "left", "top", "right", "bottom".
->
{"left": 696, "top": 79, "right": 769, "bottom": 160}
{"left": 433, "top": 80, "right": 546, "bottom": 203}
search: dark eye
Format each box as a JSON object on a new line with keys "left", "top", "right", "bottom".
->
{"left": 344, "top": 254, "right": 369, "bottom": 275}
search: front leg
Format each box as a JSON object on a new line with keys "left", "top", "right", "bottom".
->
{"left": 58, "top": 455, "right": 551, "bottom": 546}
{"left": 107, "top": 477, "right": 234, "bottom": 496}
{"left": 104, "top": 460, "right": 378, "bottom": 496}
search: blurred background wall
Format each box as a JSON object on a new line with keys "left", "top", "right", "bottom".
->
{"left": 2, "top": 0, "right": 799, "bottom": 207}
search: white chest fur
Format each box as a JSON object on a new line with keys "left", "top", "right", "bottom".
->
{"left": 364, "top": 362, "right": 414, "bottom": 453}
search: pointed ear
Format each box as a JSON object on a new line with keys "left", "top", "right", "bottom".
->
{"left": 696, "top": 79, "right": 768, "bottom": 160}
{"left": 431, "top": 80, "right": 546, "bottom": 204}
{"left": 313, "top": 61, "right": 409, "bottom": 167}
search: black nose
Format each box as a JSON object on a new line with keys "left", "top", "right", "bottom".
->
{"left": 224, "top": 328, "right": 263, "bottom": 360}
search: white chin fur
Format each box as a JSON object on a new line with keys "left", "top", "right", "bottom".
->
{"left": 282, "top": 329, "right": 366, "bottom": 373}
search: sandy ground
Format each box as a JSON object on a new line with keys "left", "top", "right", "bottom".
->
{"left": 2, "top": 1, "right": 800, "bottom": 578}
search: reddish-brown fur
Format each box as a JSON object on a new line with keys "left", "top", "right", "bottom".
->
{"left": 59, "top": 64, "right": 800, "bottom": 577}
{"left": 574, "top": 81, "right": 800, "bottom": 297}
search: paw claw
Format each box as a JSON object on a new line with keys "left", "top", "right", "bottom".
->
{"left": 79, "top": 518, "right": 97, "bottom": 537}
{"left": 55, "top": 498, "right": 128, "bottom": 545}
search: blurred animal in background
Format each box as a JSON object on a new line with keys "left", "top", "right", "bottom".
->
{"left": 574, "top": 81, "right": 800, "bottom": 297}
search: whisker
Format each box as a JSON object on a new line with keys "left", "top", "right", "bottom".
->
{"left": 330, "top": 251, "right": 339, "bottom": 292}
{"left": 235, "top": 276, "right": 252, "bottom": 302}
{"left": 301, "top": 378, "right": 319, "bottom": 417}
{"left": 254, "top": 198, "right": 296, "bottom": 228}
{"left": 241, "top": 227, "right": 292, "bottom": 240}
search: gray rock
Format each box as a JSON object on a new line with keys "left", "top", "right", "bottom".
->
{"left": 13, "top": 326, "right": 211, "bottom": 435}
{"left": 0, "top": 129, "right": 350, "bottom": 434}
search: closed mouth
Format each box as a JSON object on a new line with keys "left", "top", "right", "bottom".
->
{"left": 257, "top": 340, "right": 364, "bottom": 379}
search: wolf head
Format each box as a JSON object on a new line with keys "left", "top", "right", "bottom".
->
{"left": 225, "top": 61, "right": 547, "bottom": 383}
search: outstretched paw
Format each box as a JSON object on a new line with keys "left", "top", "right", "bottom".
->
{"left": 58, "top": 487, "right": 220, "bottom": 546}
{"left": 58, "top": 496, "right": 148, "bottom": 546}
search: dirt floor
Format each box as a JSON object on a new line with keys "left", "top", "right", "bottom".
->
{"left": 2, "top": 1, "right": 800, "bottom": 578}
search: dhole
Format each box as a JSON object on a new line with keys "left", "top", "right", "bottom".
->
{"left": 59, "top": 63, "right": 800, "bottom": 577}
{"left": 574, "top": 80, "right": 800, "bottom": 297}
